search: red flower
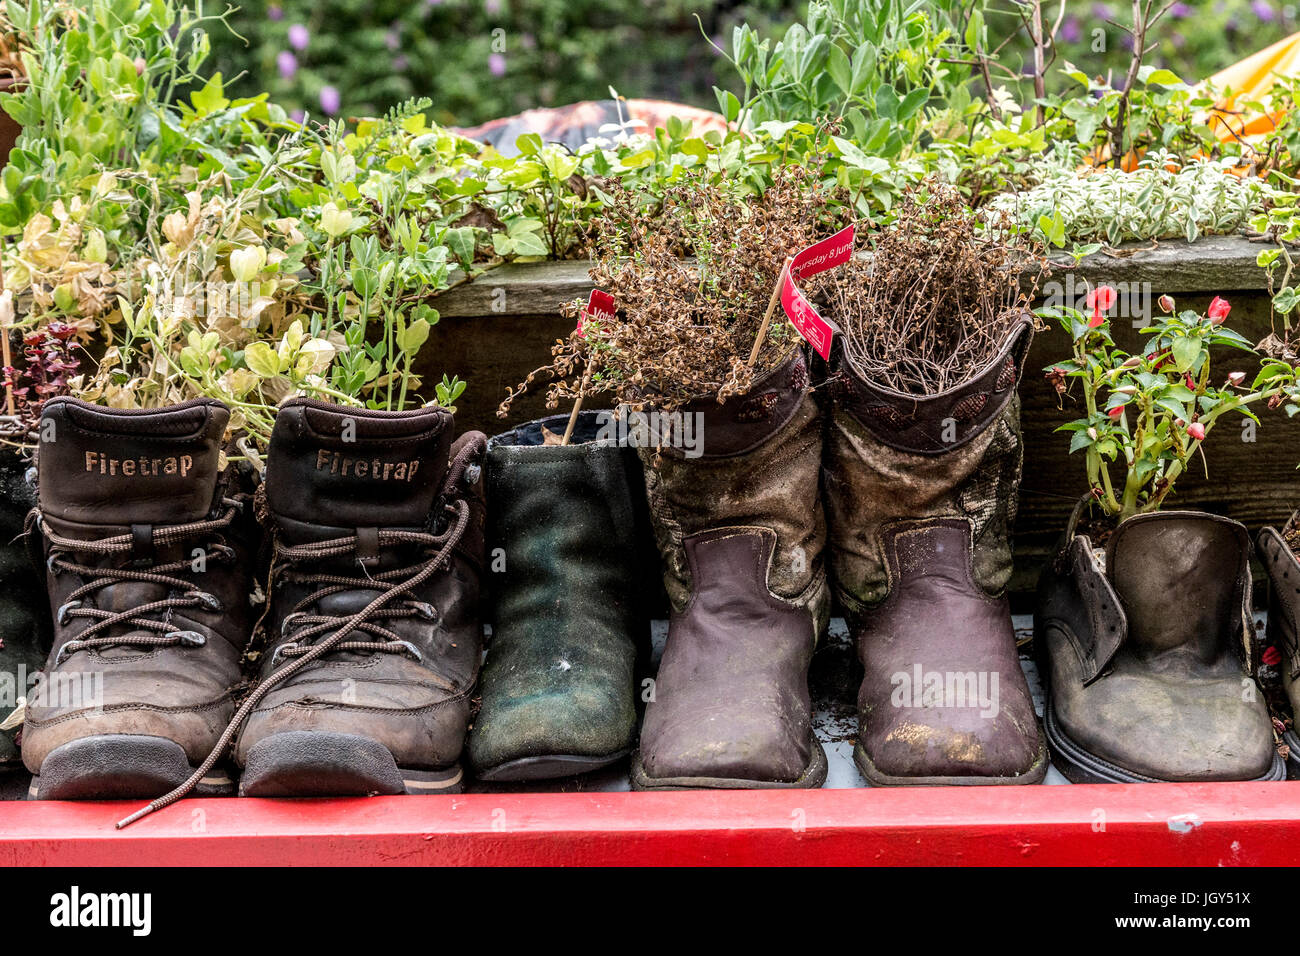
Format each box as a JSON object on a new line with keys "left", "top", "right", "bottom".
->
{"left": 1263, "top": 646, "right": 1283, "bottom": 668}
{"left": 1107, "top": 405, "right": 1124, "bottom": 420}
{"left": 1187, "top": 421, "right": 1206, "bottom": 441}
{"left": 1085, "top": 285, "right": 1117, "bottom": 329}
{"left": 1207, "top": 296, "right": 1231, "bottom": 324}
{"left": 1086, "top": 286, "right": 1117, "bottom": 311}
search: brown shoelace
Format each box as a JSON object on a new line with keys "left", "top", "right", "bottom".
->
{"left": 116, "top": 496, "right": 472, "bottom": 828}
{"left": 39, "top": 504, "right": 241, "bottom": 662}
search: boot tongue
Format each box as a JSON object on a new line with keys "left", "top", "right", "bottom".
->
{"left": 266, "top": 399, "right": 453, "bottom": 539}
{"left": 37, "top": 398, "right": 229, "bottom": 527}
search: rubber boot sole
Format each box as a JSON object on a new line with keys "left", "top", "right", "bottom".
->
{"left": 238, "top": 731, "right": 462, "bottom": 796}
{"left": 852, "top": 731, "right": 1049, "bottom": 787}
{"left": 29, "top": 734, "right": 236, "bottom": 800}
{"left": 474, "top": 748, "right": 631, "bottom": 783}
{"left": 1045, "top": 704, "right": 1286, "bottom": 783}
{"left": 629, "top": 733, "right": 827, "bottom": 790}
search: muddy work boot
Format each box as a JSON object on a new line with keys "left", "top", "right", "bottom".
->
{"left": 631, "top": 348, "right": 831, "bottom": 790}
{"left": 1039, "top": 507, "right": 1280, "bottom": 782}
{"left": 234, "top": 399, "right": 486, "bottom": 796}
{"left": 825, "top": 318, "right": 1047, "bottom": 786}
{"left": 469, "top": 411, "right": 648, "bottom": 781}
{"left": 23, "top": 398, "right": 256, "bottom": 799}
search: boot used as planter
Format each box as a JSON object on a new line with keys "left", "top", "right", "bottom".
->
{"left": 825, "top": 317, "right": 1048, "bottom": 786}
{"left": 631, "top": 347, "right": 831, "bottom": 790}
{"left": 1254, "top": 519, "right": 1300, "bottom": 773}
{"left": 234, "top": 399, "right": 487, "bottom": 796}
{"left": 468, "top": 410, "right": 649, "bottom": 782}
{"left": 0, "top": 442, "right": 47, "bottom": 767}
{"left": 22, "top": 397, "right": 259, "bottom": 799}
{"left": 1037, "top": 500, "right": 1281, "bottom": 783}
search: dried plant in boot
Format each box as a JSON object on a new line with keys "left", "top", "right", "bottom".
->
{"left": 812, "top": 181, "right": 1046, "bottom": 395}
{"left": 499, "top": 164, "right": 852, "bottom": 415}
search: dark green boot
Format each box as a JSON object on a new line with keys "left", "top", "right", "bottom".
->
{"left": 469, "top": 411, "right": 647, "bottom": 781}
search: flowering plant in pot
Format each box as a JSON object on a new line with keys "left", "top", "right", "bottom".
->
{"left": 1036, "top": 288, "right": 1298, "bottom": 785}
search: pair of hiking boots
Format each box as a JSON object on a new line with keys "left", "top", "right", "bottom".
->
{"left": 22, "top": 395, "right": 486, "bottom": 800}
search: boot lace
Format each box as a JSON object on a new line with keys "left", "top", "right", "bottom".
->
{"left": 36, "top": 504, "right": 241, "bottom": 663}
{"left": 266, "top": 532, "right": 457, "bottom": 678}
{"left": 116, "top": 495, "right": 472, "bottom": 828}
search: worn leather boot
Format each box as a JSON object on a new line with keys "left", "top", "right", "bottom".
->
{"left": 234, "top": 399, "right": 486, "bottom": 796}
{"left": 825, "top": 317, "right": 1047, "bottom": 786}
{"left": 22, "top": 397, "right": 256, "bottom": 799}
{"left": 469, "top": 410, "right": 647, "bottom": 781}
{"left": 1038, "top": 504, "right": 1280, "bottom": 782}
{"left": 1258, "top": 519, "right": 1300, "bottom": 773}
{"left": 630, "top": 348, "right": 830, "bottom": 790}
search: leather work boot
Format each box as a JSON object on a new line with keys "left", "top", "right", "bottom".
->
{"left": 825, "top": 317, "right": 1047, "bottom": 786}
{"left": 0, "top": 445, "right": 48, "bottom": 766}
{"left": 234, "top": 399, "right": 486, "bottom": 796}
{"left": 468, "top": 410, "right": 649, "bottom": 781}
{"left": 1038, "top": 505, "right": 1280, "bottom": 782}
{"left": 22, "top": 397, "right": 257, "bottom": 799}
{"left": 1259, "top": 518, "right": 1300, "bottom": 774}
{"left": 630, "top": 347, "right": 831, "bottom": 790}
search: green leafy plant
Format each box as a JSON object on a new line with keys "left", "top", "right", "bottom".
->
{"left": 1046, "top": 287, "right": 1297, "bottom": 522}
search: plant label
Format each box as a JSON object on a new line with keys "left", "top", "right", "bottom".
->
{"left": 789, "top": 224, "right": 855, "bottom": 281}
{"left": 781, "top": 269, "right": 840, "bottom": 360}
{"left": 578, "top": 289, "right": 616, "bottom": 338}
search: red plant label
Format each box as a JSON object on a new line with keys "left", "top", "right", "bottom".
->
{"left": 789, "top": 224, "right": 856, "bottom": 281}
{"left": 578, "top": 289, "right": 615, "bottom": 338}
{"left": 781, "top": 268, "right": 839, "bottom": 360}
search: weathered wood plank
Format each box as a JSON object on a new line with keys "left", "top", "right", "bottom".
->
{"left": 436, "top": 236, "right": 1281, "bottom": 317}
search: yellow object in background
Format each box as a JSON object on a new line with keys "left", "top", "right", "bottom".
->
{"left": 1203, "top": 29, "right": 1300, "bottom": 145}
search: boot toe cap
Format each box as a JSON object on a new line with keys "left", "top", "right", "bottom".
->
{"left": 859, "top": 703, "right": 1045, "bottom": 782}
{"left": 638, "top": 701, "right": 815, "bottom": 784}
{"left": 1054, "top": 671, "right": 1277, "bottom": 781}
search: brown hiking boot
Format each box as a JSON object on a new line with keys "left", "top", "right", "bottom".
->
{"left": 23, "top": 397, "right": 256, "bottom": 799}
{"left": 824, "top": 318, "right": 1048, "bottom": 785}
{"left": 630, "top": 348, "right": 831, "bottom": 789}
{"left": 233, "top": 399, "right": 486, "bottom": 796}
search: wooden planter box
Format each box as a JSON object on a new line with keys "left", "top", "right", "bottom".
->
{"left": 429, "top": 235, "right": 1300, "bottom": 601}
{"left": 5, "top": 236, "right": 1300, "bottom": 866}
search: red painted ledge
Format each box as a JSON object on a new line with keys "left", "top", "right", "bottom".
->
{"left": 1, "top": 781, "right": 1299, "bottom": 865}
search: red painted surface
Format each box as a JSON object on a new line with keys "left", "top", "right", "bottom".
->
{"left": 1, "top": 781, "right": 1299, "bottom": 865}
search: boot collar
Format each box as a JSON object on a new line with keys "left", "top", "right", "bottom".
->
{"left": 835, "top": 315, "right": 1034, "bottom": 455}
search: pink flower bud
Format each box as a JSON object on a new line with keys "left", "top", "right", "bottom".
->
{"left": 1207, "top": 296, "right": 1231, "bottom": 324}
{"left": 1187, "top": 422, "right": 1206, "bottom": 441}
{"left": 1158, "top": 294, "right": 1175, "bottom": 313}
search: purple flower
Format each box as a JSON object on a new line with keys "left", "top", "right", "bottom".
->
{"left": 290, "top": 109, "right": 305, "bottom": 124}
{"left": 1169, "top": 2, "right": 1193, "bottom": 17}
{"left": 1253, "top": 0, "right": 1276, "bottom": 20}
{"left": 277, "top": 50, "right": 298, "bottom": 80}
{"left": 485, "top": 0, "right": 502, "bottom": 13}
{"left": 288, "top": 24, "right": 309, "bottom": 51}
{"left": 1060, "top": 16, "right": 1081, "bottom": 43}
{"left": 320, "top": 85, "right": 340, "bottom": 115}
{"left": 1091, "top": 3, "right": 1110, "bottom": 19}
{"left": 393, "top": 54, "right": 409, "bottom": 72}
{"left": 268, "top": 5, "right": 283, "bottom": 21}
{"left": 489, "top": 52, "right": 506, "bottom": 77}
